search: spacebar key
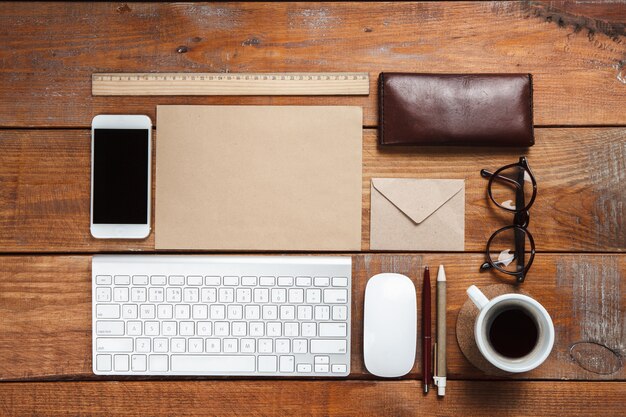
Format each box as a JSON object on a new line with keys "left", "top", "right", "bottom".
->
{"left": 171, "top": 355, "right": 256, "bottom": 373}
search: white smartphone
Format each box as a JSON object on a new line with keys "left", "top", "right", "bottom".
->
{"left": 90, "top": 115, "right": 152, "bottom": 239}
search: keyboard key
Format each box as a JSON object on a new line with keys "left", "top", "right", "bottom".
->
{"left": 175, "top": 304, "right": 190, "bottom": 319}
{"left": 241, "top": 339, "right": 255, "bottom": 353}
{"left": 284, "top": 322, "right": 299, "bottom": 337}
{"left": 169, "top": 275, "right": 185, "bottom": 286}
{"left": 332, "top": 364, "right": 347, "bottom": 373}
{"left": 297, "top": 363, "right": 312, "bottom": 373}
{"left": 96, "top": 338, "right": 133, "bottom": 353}
{"left": 267, "top": 322, "right": 281, "bottom": 337}
{"left": 131, "top": 287, "right": 146, "bottom": 302}
{"left": 114, "top": 275, "right": 130, "bottom": 285}
{"left": 131, "top": 354, "right": 147, "bottom": 372}
{"left": 314, "top": 277, "right": 330, "bottom": 287}
{"left": 201, "top": 288, "right": 217, "bottom": 303}
{"left": 258, "top": 339, "right": 273, "bottom": 353}
{"left": 140, "top": 304, "right": 155, "bottom": 319}
{"left": 157, "top": 304, "right": 173, "bottom": 319}
{"left": 172, "top": 355, "right": 255, "bottom": 373}
{"left": 276, "top": 339, "right": 290, "bottom": 353}
{"left": 314, "top": 356, "right": 329, "bottom": 364}
{"left": 314, "top": 305, "right": 330, "bottom": 321}
{"left": 162, "top": 321, "right": 177, "bottom": 336}
{"left": 311, "top": 340, "right": 347, "bottom": 354}
{"left": 271, "top": 288, "right": 286, "bottom": 303}
{"left": 236, "top": 288, "right": 252, "bottom": 303}
{"left": 197, "top": 321, "right": 212, "bottom": 336}
{"left": 219, "top": 288, "right": 234, "bottom": 303}
{"left": 332, "top": 277, "right": 348, "bottom": 287}
{"left": 132, "top": 275, "right": 149, "bottom": 285}
{"left": 293, "top": 339, "right": 308, "bottom": 354}
{"left": 227, "top": 305, "right": 243, "bottom": 320}
{"left": 153, "top": 338, "right": 168, "bottom": 353}
{"left": 210, "top": 305, "right": 225, "bottom": 320}
{"left": 296, "top": 276, "right": 312, "bottom": 287}
{"left": 149, "top": 355, "right": 169, "bottom": 372}
{"left": 166, "top": 287, "right": 181, "bottom": 302}
{"left": 250, "top": 322, "right": 264, "bottom": 337}
{"left": 180, "top": 321, "right": 195, "bottom": 336}
{"left": 171, "top": 338, "right": 186, "bottom": 353}
{"left": 114, "top": 354, "right": 129, "bottom": 372}
{"left": 314, "top": 364, "right": 329, "bottom": 373}
{"left": 280, "top": 305, "right": 295, "bottom": 320}
{"left": 145, "top": 321, "right": 160, "bottom": 336}
{"left": 280, "top": 356, "right": 295, "bottom": 372}
{"left": 187, "top": 275, "right": 203, "bottom": 286}
{"left": 298, "top": 305, "right": 313, "bottom": 320}
{"left": 241, "top": 276, "right": 257, "bottom": 286}
{"left": 136, "top": 338, "right": 151, "bottom": 353}
{"left": 113, "top": 287, "right": 129, "bottom": 302}
{"left": 288, "top": 288, "right": 304, "bottom": 303}
{"left": 232, "top": 322, "right": 247, "bottom": 336}
{"left": 224, "top": 339, "right": 238, "bottom": 353}
{"left": 150, "top": 275, "right": 166, "bottom": 285}
{"left": 245, "top": 305, "right": 260, "bottom": 320}
{"left": 96, "top": 354, "right": 112, "bottom": 372}
{"left": 324, "top": 289, "right": 348, "bottom": 304}
{"left": 302, "top": 322, "right": 317, "bottom": 337}
{"left": 278, "top": 276, "right": 293, "bottom": 286}
{"left": 189, "top": 338, "right": 204, "bottom": 353}
{"left": 96, "top": 287, "right": 111, "bottom": 302}
{"left": 183, "top": 288, "right": 199, "bottom": 303}
{"left": 262, "top": 305, "right": 278, "bottom": 320}
{"left": 319, "top": 322, "right": 348, "bottom": 337}
{"left": 192, "top": 304, "right": 208, "bottom": 319}
{"left": 214, "top": 322, "right": 229, "bottom": 336}
{"left": 96, "top": 321, "right": 124, "bottom": 336}
{"left": 253, "top": 288, "right": 269, "bottom": 303}
{"left": 148, "top": 288, "right": 164, "bottom": 303}
{"left": 306, "top": 289, "right": 321, "bottom": 304}
{"left": 205, "top": 276, "right": 220, "bottom": 286}
{"left": 127, "top": 321, "right": 142, "bottom": 336}
{"left": 96, "top": 304, "right": 120, "bottom": 319}
{"left": 258, "top": 356, "right": 277, "bottom": 372}
{"left": 96, "top": 275, "right": 112, "bottom": 285}
{"left": 205, "top": 339, "right": 221, "bottom": 353}
{"left": 259, "top": 276, "right": 275, "bottom": 286}
{"left": 332, "top": 306, "right": 348, "bottom": 321}
{"left": 223, "top": 276, "right": 239, "bottom": 286}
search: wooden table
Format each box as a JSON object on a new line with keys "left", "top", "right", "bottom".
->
{"left": 0, "top": 2, "right": 624, "bottom": 416}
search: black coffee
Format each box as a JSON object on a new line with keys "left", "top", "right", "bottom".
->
{"left": 488, "top": 308, "right": 538, "bottom": 358}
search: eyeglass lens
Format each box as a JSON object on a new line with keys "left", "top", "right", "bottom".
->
{"left": 489, "top": 165, "right": 534, "bottom": 212}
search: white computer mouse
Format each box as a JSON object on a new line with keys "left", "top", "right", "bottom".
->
{"left": 363, "top": 273, "right": 417, "bottom": 377}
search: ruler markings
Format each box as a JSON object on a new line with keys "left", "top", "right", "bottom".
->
{"left": 92, "top": 72, "right": 370, "bottom": 96}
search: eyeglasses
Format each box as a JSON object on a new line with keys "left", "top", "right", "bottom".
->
{"left": 479, "top": 156, "right": 537, "bottom": 283}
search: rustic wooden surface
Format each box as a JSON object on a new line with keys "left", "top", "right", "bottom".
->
{"left": 0, "top": 1, "right": 624, "bottom": 416}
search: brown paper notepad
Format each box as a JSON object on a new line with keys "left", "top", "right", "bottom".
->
{"left": 155, "top": 105, "right": 362, "bottom": 251}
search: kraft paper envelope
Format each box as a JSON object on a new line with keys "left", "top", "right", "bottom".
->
{"left": 370, "top": 178, "right": 465, "bottom": 251}
{"left": 156, "top": 105, "right": 362, "bottom": 251}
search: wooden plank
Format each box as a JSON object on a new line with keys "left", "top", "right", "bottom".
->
{"left": 1, "top": 128, "right": 623, "bottom": 253}
{"left": 0, "top": 380, "right": 624, "bottom": 416}
{"left": 0, "top": 2, "right": 625, "bottom": 127}
{"left": 1, "top": 254, "right": 623, "bottom": 381}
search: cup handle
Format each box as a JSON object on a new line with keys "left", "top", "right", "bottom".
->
{"left": 467, "top": 285, "right": 490, "bottom": 310}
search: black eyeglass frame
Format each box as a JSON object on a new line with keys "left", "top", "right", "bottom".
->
{"left": 479, "top": 156, "right": 537, "bottom": 283}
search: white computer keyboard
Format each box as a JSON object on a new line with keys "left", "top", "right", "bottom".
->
{"left": 92, "top": 255, "right": 351, "bottom": 376}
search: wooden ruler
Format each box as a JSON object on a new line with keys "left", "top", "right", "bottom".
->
{"left": 92, "top": 72, "right": 370, "bottom": 96}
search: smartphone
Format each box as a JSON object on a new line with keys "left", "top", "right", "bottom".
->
{"left": 90, "top": 115, "right": 152, "bottom": 239}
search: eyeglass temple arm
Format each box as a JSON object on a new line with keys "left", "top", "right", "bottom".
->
{"left": 480, "top": 169, "right": 522, "bottom": 190}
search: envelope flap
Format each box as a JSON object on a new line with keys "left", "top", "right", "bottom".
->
{"left": 371, "top": 178, "right": 464, "bottom": 224}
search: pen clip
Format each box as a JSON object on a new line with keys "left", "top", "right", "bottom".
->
{"left": 433, "top": 342, "right": 438, "bottom": 377}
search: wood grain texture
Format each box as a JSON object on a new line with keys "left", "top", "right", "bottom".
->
{"left": 1, "top": 254, "right": 623, "bottom": 381}
{"left": 0, "top": 2, "right": 625, "bottom": 127}
{"left": 1, "top": 128, "right": 623, "bottom": 252}
{"left": 1, "top": 380, "right": 625, "bottom": 417}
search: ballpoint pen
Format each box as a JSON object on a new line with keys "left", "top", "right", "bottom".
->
{"left": 434, "top": 264, "right": 447, "bottom": 396}
{"left": 422, "top": 266, "right": 431, "bottom": 394}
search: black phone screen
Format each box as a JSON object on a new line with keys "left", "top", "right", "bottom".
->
{"left": 93, "top": 128, "right": 149, "bottom": 224}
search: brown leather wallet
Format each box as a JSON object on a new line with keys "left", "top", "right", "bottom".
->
{"left": 379, "top": 73, "right": 534, "bottom": 146}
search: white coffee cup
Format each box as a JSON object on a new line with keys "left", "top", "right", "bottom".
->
{"left": 466, "top": 285, "right": 555, "bottom": 373}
